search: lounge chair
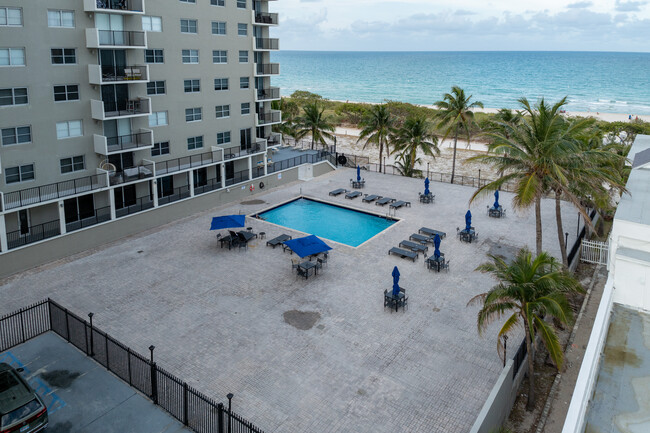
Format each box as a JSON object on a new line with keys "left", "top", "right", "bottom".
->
{"left": 362, "top": 194, "right": 382, "bottom": 203}
{"left": 376, "top": 197, "right": 396, "bottom": 206}
{"left": 238, "top": 231, "right": 256, "bottom": 242}
{"left": 399, "top": 240, "right": 428, "bottom": 253}
{"left": 345, "top": 191, "right": 362, "bottom": 199}
{"left": 329, "top": 188, "right": 347, "bottom": 196}
{"left": 419, "top": 227, "right": 447, "bottom": 238}
{"left": 409, "top": 233, "right": 434, "bottom": 244}
{"left": 388, "top": 247, "right": 417, "bottom": 261}
{"left": 266, "top": 234, "right": 292, "bottom": 248}
{"left": 390, "top": 200, "right": 411, "bottom": 209}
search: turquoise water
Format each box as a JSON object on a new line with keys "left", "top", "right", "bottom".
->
{"left": 271, "top": 51, "right": 650, "bottom": 114}
{"left": 259, "top": 198, "right": 395, "bottom": 247}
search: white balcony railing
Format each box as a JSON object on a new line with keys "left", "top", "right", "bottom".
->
{"left": 88, "top": 64, "right": 150, "bottom": 85}
{"left": 91, "top": 97, "right": 152, "bottom": 121}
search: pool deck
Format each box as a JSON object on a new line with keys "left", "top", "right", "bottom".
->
{"left": 0, "top": 167, "right": 582, "bottom": 433}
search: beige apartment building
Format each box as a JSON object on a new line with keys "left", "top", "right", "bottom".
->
{"left": 0, "top": 0, "right": 282, "bottom": 254}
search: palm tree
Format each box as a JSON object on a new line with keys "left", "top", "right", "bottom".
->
{"left": 391, "top": 116, "right": 439, "bottom": 175}
{"left": 468, "top": 248, "right": 582, "bottom": 410}
{"left": 394, "top": 153, "right": 423, "bottom": 178}
{"left": 294, "top": 101, "right": 336, "bottom": 150}
{"left": 434, "top": 86, "right": 484, "bottom": 184}
{"left": 357, "top": 105, "right": 395, "bottom": 173}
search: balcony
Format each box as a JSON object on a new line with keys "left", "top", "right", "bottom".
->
{"left": 255, "top": 63, "right": 280, "bottom": 76}
{"left": 264, "top": 132, "right": 282, "bottom": 147}
{"left": 256, "top": 110, "right": 282, "bottom": 126}
{"left": 7, "top": 219, "right": 61, "bottom": 250}
{"left": 158, "top": 185, "right": 192, "bottom": 206}
{"left": 108, "top": 161, "right": 154, "bottom": 185}
{"left": 94, "top": 129, "right": 154, "bottom": 155}
{"left": 155, "top": 151, "right": 223, "bottom": 176}
{"left": 91, "top": 97, "right": 151, "bottom": 120}
{"left": 86, "top": 29, "right": 147, "bottom": 49}
{"left": 83, "top": 0, "right": 144, "bottom": 14}
{"left": 256, "top": 87, "right": 280, "bottom": 102}
{"left": 253, "top": 12, "right": 279, "bottom": 26}
{"left": 254, "top": 38, "right": 279, "bottom": 51}
{"left": 88, "top": 64, "right": 150, "bottom": 85}
{"left": 115, "top": 195, "right": 154, "bottom": 218}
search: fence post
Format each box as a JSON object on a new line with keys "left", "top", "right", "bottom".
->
{"left": 64, "top": 308, "right": 70, "bottom": 342}
{"left": 217, "top": 403, "right": 225, "bottom": 433}
{"left": 227, "top": 393, "right": 233, "bottom": 433}
{"left": 127, "top": 348, "right": 132, "bottom": 385}
{"left": 20, "top": 309, "right": 26, "bottom": 343}
{"left": 149, "top": 345, "right": 158, "bottom": 405}
{"left": 47, "top": 299, "right": 53, "bottom": 332}
{"left": 105, "top": 333, "right": 110, "bottom": 370}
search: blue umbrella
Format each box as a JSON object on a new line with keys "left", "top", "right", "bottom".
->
{"left": 210, "top": 215, "right": 245, "bottom": 230}
{"left": 465, "top": 210, "right": 472, "bottom": 231}
{"left": 357, "top": 165, "right": 361, "bottom": 182}
{"left": 424, "top": 177, "right": 430, "bottom": 196}
{"left": 282, "top": 235, "right": 332, "bottom": 258}
{"left": 392, "top": 266, "right": 400, "bottom": 297}
{"left": 433, "top": 234, "right": 441, "bottom": 258}
{"left": 494, "top": 190, "right": 500, "bottom": 209}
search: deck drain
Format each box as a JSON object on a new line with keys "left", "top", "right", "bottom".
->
{"left": 41, "top": 370, "right": 81, "bottom": 388}
{"left": 283, "top": 310, "right": 320, "bottom": 330}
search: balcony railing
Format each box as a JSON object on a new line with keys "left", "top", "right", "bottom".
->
{"left": 254, "top": 12, "right": 279, "bottom": 25}
{"left": 256, "top": 87, "right": 280, "bottom": 101}
{"left": 155, "top": 151, "right": 222, "bottom": 176}
{"left": 194, "top": 178, "right": 222, "bottom": 196}
{"left": 255, "top": 63, "right": 279, "bottom": 75}
{"left": 86, "top": 29, "right": 147, "bottom": 49}
{"left": 108, "top": 162, "right": 154, "bottom": 185}
{"left": 222, "top": 141, "right": 266, "bottom": 160}
{"left": 88, "top": 64, "right": 150, "bottom": 84}
{"left": 83, "top": 0, "right": 144, "bottom": 14}
{"left": 265, "top": 132, "right": 282, "bottom": 147}
{"left": 257, "top": 110, "right": 282, "bottom": 126}
{"left": 225, "top": 170, "right": 250, "bottom": 187}
{"left": 3, "top": 175, "right": 108, "bottom": 211}
{"left": 115, "top": 195, "right": 154, "bottom": 218}
{"left": 254, "top": 38, "right": 279, "bottom": 50}
{"left": 158, "top": 186, "right": 191, "bottom": 206}
{"left": 65, "top": 206, "right": 112, "bottom": 233}
{"left": 91, "top": 97, "right": 152, "bottom": 120}
{"left": 94, "top": 130, "right": 154, "bottom": 155}
{"left": 7, "top": 220, "right": 61, "bottom": 250}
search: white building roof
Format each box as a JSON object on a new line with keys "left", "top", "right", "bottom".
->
{"left": 613, "top": 134, "right": 650, "bottom": 225}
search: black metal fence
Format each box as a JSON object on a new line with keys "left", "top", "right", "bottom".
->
{"left": 7, "top": 219, "right": 61, "bottom": 250}
{"left": 4, "top": 174, "right": 106, "bottom": 210}
{"left": 66, "top": 206, "right": 112, "bottom": 233}
{"left": 567, "top": 208, "right": 598, "bottom": 267}
{"left": 0, "top": 299, "right": 266, "bottom": 433}
{"left": 158, "top": 186, "right": 192, "bottom": 206}
{"left": 512, "top": 338, "right": 528, "bottom": 379}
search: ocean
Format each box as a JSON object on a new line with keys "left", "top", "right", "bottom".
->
{"left": 270, "top": 51, "right": 650, "bottom": 115}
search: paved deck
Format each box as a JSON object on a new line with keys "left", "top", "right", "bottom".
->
{"left": 0, "top": 168, "right": 581, "bottom": 433}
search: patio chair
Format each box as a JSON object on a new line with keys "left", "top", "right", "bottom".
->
{"left": 345, "top": 191, "right": 362, "bottom": 199}
{"left": 329, "top": 188, "right": 347, "bottom": 196}
{"left": 399, "top": 240, "right": 428, "bottom": 254}
{"left": 388, "top": 247, "right": 417, "bottom": 261}
{"left": 362, "top": 194, "right": 382, "bottom": 203}
{"left": 442, "top": 260, "right": 450, "bottom": 272}
{"left": 376, "top": 197, "right": 396, "bottom": 206}
{"left": 419, "top": 227, "right": 446, "bottom": 238}
{"left": 409, "top": 233, "right": 434, "bottom": 244}
{"left": 238, "top": 230, "right": 256, "bottom": 242}
{"left": 266, "top": 234, "right": 291, "bottom": 248}
{"left": 291, "top": 258, "right": 300, "bottom": 270}
{"left": 390, "top": 200, "right": 411, "bottom": 209}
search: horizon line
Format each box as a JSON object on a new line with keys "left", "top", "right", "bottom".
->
{"left": 276, "top": 49, "right": 650, "bottom": 54}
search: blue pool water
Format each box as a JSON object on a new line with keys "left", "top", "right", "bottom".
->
{"left": 259, "top": 198, "right": 395, "bottom": 247}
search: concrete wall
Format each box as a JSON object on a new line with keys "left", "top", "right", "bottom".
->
{"left": 609, "top": 219, "right": 650, "bottom": 310}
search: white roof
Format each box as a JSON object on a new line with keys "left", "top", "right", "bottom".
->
{"left": 615, "top": 135, "right": 650, "bottom": 225}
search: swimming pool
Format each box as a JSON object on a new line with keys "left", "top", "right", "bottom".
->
{"left": 258, "top": 198, "right": 396, "bottom": 247}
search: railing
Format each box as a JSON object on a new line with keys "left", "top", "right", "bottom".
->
{"left": 155, "top": 152, "right": 221, "bottom": 176}
{"left": 66, "top": 206, "right": 112, "bottom": 233}
{"left": 265, "top": 133, "right": 282, "bottom": 147}
{"left": 102, "top": 98, "right": 150, "bottom": 118}
{"left": 512, "top": 338, "right": 527, "bottom": 379}
{"left": 254, "top": 12, "right": 278, "bottom": 25}
{"left": 567, "top": 209, "right": 598, "bottom": 267}
{"left": 98, "top": 30, "right": 146, "bottom": 47}
{"left": 581, "top": 239, "right": 609, "bottom": 265}
{"left": 256, "top": 87, "right": 280, "bottom": 101}
{"left": 257, "top": 111, "right": 281, "bottom": 125}
{"left": 115, "top": 195, "right": 154, "bottom": 218}
{"left": 3, "top": 174, "right": 107, "bottom": 210}
{"left": 109, "top": 162, "right": 154, "bottom": 185}
{"left": 7, "top": 220, "right": 61, "bottom": 250}
{"left": 99, "top": 64, "right": 148, "bottom": 82}
{"left": 225, "top": 170, "right": 250, "bottom": 187}
{"left": 194, "top": 178, "right": 222, "bottom": 196}
{"left": 0, "top": 299, "right": 267, "bottom": 433}
{"left": 85, "top": 0, "right": 144, "bottom": 13}
{"left": 254, "top": 38, "right": 279, "bottom": 50}
{"left": 255, "top": 63, "right": 279, "bottom": 75}
{"left": 268, "top": 152, "right": 329, "bottom": 174}
{"left": 158, "top": 186, "right": 191, "bottom": 206}
{"left": 107, "top": 132, "right": 152, "bottom": 153}
{"left": 223, "top": 143, "right": 265, "bottom": 160}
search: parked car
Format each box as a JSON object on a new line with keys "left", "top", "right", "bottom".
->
{"left": 0, "top": 363, "right": 48, "bottom": 433}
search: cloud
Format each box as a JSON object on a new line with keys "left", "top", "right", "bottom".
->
{"left": 566, "top": 1, "right": 593, "bottom": 8}
{"left": 615, "top": 0, "right": 647, "bottom": 12}
{"left": 453, "top": 10, "right": 476, "bottom": 16}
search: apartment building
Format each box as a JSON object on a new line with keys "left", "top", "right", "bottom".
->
{"left": 0, "top": 0, "right": 281, "bottom": 254}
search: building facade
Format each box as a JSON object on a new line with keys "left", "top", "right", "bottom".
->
{"left": 0, "top": 0, "right": 281, "bottom": 253}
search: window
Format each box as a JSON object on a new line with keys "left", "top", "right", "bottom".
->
{"left": 212, "top": 21, "right": 226, "bottom": 35}
{"left": 149, "top": 111, "right": 168, "bottom": 127}
{"left": 187, "top": 136, "right": 203, "bottom": 150}
{"left": 212, "top": 50, "right": 227, "bottom": 64}
{"left": 211, "top": 0, "right": 225, "bottom": 5}
{"left": 240, "top": 77, "right": 249, "bottom": 89}
{"left": 5, "top": 164, "right": 34, "bottom": 184}
{"left": 0, "top": 8, "right": 22, "bottom": 26}
{"left": 239, "top": 50, "right": 248, "bottom": 63}
{"left": 184, "top": 79, "right": 200, "bottom": 93}
{"left": 1, "top": 126, "right": 31, "bottom": 146}
{"left": 0, "top": 87, "right": 27, "bottom": 106}
{"left": 214, "top": 78, "right": 229, "bottom": 91}
{"left": 182, "top": 49, "right": 199, "bottom": 64}
{"left": 217, "top": 131, "right": 231, "bottom": 145}
{"left": 180, "top": 19, "right": 197, "bottom": 34}
{"left": 0, "top": 48, "right": 25, "bottom": 66}
{"left": 51, "top": 48, "right": 75, "bottom": 64}
{"left": 237, "top": 0, "right": 246, "bottom": 8}
{"left": 180, "top": 0, "right": 196, "bottom": 3}
{"left": 185, "top": 107, "right": 202, "bottom": 122}
{"left": 215, "top": 105, "right": 230, "bottom": 118}
{"left": 237, "top": 23, "right": 247, "bottom": 36}
{"left": 56, "top": 120, "right": 82, "bottom": 139}
{"left": 147, "top": 81, "right": 166, "bottom": 95}
{"left": 60, "top": 156, "right": 85, "bottom": 174}
{"left": 151, "top": 141, "right": 170, "bottom": 156}
{"left": 48, "top": 10, "right": 74, "bottom": 28}
{"left": 145, "top": 49, "right": 163, "bottom": 63}
{"left": 53, "top": 85, "right": 79, "bottom": 102}
{"left": 241, "top": 103, "right": 250, "bottom": 115}
{"left": 142, "top": 16, "right": 162, "bottom": 32}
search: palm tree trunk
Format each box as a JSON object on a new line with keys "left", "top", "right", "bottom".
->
{"left": 451, "top": 128, "right": 459, "bottom": 184}
{"left": 524, "top": 323, "right": 536, "bottom": 410}
{"left": 378, "top": 138, "right": 383, "bottom": 174}
{"left": 555, "top": 190, "right": 568, "bottom": 267}
{"left": 311, "top": 128, "right": 315, "bottom": 150}
{"left": 535, "top": 195, "right": 542, "bottom": 257}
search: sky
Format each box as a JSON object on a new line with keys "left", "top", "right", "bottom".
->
{"left": 271, "top": 0, "right": 650, "bottom": 51}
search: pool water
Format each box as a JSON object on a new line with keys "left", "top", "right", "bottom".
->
{"left": 259, "top": 198, "right": 396, "bottom": 247}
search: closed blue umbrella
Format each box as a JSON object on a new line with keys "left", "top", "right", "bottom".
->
{"left": 433, "top": 234, "right": 441, "bottom": 258}
{"left": 494, "top": 190, "right": 500, "bottom": 209}
{"left": 465, "top": 210, "right": 472, "bottom": 231}
{"left": 392, "top": 266, "right": 400, "bottom": 297}
{"left": 357, "top": 165, "right": 361, "bottom": 182}
{"left": 424, "top": 177, "right": 430, "bottom": 196}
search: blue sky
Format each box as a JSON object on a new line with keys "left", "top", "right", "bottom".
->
{"left": 272, "top": 0, "right": 650, "bottom": 51}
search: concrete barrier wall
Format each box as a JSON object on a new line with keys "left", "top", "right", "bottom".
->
{"left": 0, "top": 162, "right": 334, "bottom": 279}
